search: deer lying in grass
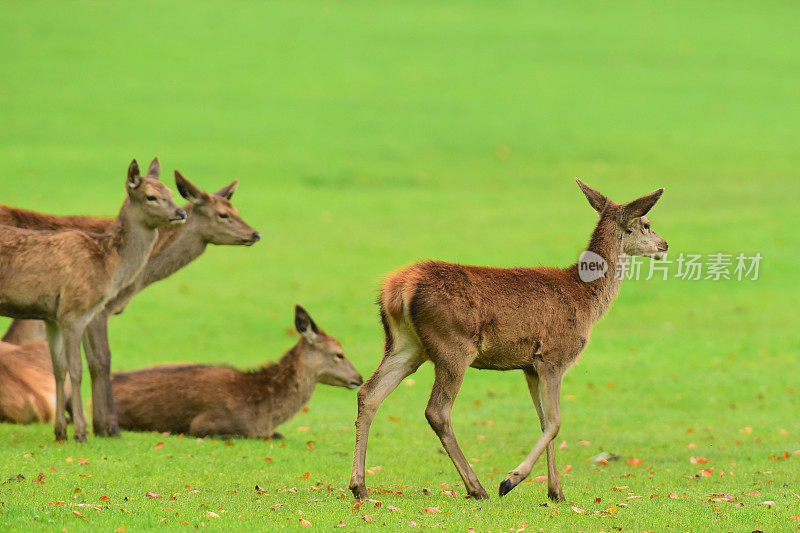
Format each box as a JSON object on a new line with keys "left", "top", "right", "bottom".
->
{"left": 111, "top": 306, "right": 363, "bottom": 438}
{"left": 350, "top": 179, "right": 668, "bottom": 501}
{"left": 1, "top": 163, "right": 259, "bottom": 436}
{"left": 0, "top": 159, "right": 185, "bottom": 442}
{"left": 0, "top": 340, "right": 70, "bottom": 424}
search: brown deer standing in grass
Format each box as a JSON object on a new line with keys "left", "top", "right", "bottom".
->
{"left": 1, "top": 165, "right": 259, "bottom": 436}
{"left": 0, "top": 340, "right": 70, "bottom": 424}
{"left": 0, "top": 159, "right": 186, "bottom": 442}
{"left": 350, "top": 179, "right": 668, "bottom": 501}
{"left": 111, "top": 305, "right": 363, "bottom": 438}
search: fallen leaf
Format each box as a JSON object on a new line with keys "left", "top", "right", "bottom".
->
{"left": 73, "top": 510, "right": 86, "bottom": 520}
{"left": 760, "top": 500, "right": 775, "bottom": 507}
{"left": 388, "top": 416, "right": 400, "bottom": 422}
{"left": 422, "top": 506, "right": 441, "bottom": 513}
{"left": 571, "top": 506, "right": 585, "bottom": 514}
{"left": 563, "top": 464, "right": 573, "bottom": 473}
{"left": 264, "top": 457, "right": 273, "bottom": 462}
{"left": 271, "top": 504, "right": 282, "bottom": 511}
{"left": 146, "top": 492, "right": 161, "bottom": 499}
{"left": 100, "top": 495, "right": 111, "bottom": 502}
{"left": 387, "top": 505, "right": 401, "bottom": 512}
{"left": 534, "top": 475, "right": 548, "bottom": 483}
{"left": 362, "top": 515, "right": 375, "bottom": 522}
{"left": 627, "top": 458, "right": 642, "bottom": 467}
{"left": 153, "top": 442, "right": 164, "bottom": 450}
{"left": 746, "top": 491, "right": 761, "bottom": 497}
{"left": 740, "top": 426, "right": 753, "bottom": 434}
{"left": 297, "top": 427, "right": 310, "bottom": 432}
{"left": 579, "top": 440, "right": 591, "bottom": 446}
{"left": 299, "top": 518, "right": 312, "bottom": 527}
{"left": 690, "top": 456, "right": 709, "bottom": 464}
{"left": 206, "top": 511, "right": 220, "bottom": 518}
{"left": 334, "top": 520, "right": 346, "bottom": 527}
{"left": 559, "top": 441, "right": 568, "bottom": 450}
{"left": 687, "top": 442, "right": 697, "bottom": 448}
{"left": 699, "top": 468, "right": 714, "bottom": 477}
{"left": 114, "top": 527, "right": 127, "bottom": 533}
{"left": 77, "top": 458, "right": 90, "bottom": 465}
{"left": 408, "top": 520, "right": 418, "bottom": 526}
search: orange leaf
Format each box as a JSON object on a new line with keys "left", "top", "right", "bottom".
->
{"left": 422, "top": 506, "right": 441, "bottom": 513}
{"left": 153, "top": 442, "right": 164, "bottom": 450}
{"left": 571, "top": 506, "right": 585, "bottom": 514}
{"left": 73, "top": 510, "right": 86, "bottom": 520}
{"left": 690, "top": 456, "right": 709, "bottom": 464}
{"left": 146, "top": 492, "right": 161, "bottom": 498}
{"left": 626, "top": 458, "right": 642, "bottom": 467}
{"left": 299, "top": 518, "right": 312, "bottom": 527}
{"left": 362, "top": 515, "right": 375, "bottom": 522}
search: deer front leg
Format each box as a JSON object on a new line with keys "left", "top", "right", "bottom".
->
{"left": 523, "top": 370, "right": 565, "bottom": 501}
{"left": 46, "top": 322, "right": 68, "bottom": 442}
{"left": 350, "top": 344, "right": 424, "bottom": 499}
{"left": 425, "top": 359, "right": 488, "bottom": 499}
{"left": 83, "top": 316, "right": 120, "bottom": 437}
{"left": 499, "top": 368, "right": 562, "bottom": 498}
{"left": 63, "top": 325, "right": 88, "bottom": 443}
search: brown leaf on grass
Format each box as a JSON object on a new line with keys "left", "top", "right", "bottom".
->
{"left": 299, "top": 518, "right": 312, "bottom": 527}
{"left": 627, "top": 458, "right": 642, "bottom": 467}
{"left": 571, "top": 506, "right": 586, "bottom": 514}
{"left": 206, "top": 511, "right": 220, "bottom": 518}
{"left": 100, "top": 495, "right": 111, "bottom": 502}
{"left": 746, "top": 491, "right": 761, "bottom": 497}
{"left": 534, "top": 475, "right": 548, "bottom": 483}
{"left": 690, "top": 456, "right": 709, "bottom": 464}
{"left": 387, "top": 505, "right": 401, "bottom": 512}
{"left": 408, "top": 521, "right": 418, "bottom": 526}
{"left": 73, "top": 510, "right": 86, "bottom": 520}
{"left": 264, "top": 457, "right": 273, "bottom": 462}
{"left": 33, "top": 472, "right": 45, "bottom": 484}
{"left": 686, "top": 442, "right": 697, "bottom": 448}
{"left": 441, "top": 490, "right": 457, "bottom": 497}
{"left": 301, "top": 406, "right": 310, "bottom": 413}
{"left": 170, "top": 493, "right": 180, "bottom": 500}
{"left": 740, "top": 426, "right": 753, "bottom": 434}
{"left": 699, "top": 468, "right": 714, "bottom": 477}
{"left": 668, "top": 493, "right": 678, "bottom": 499}
{"left": 255, "top": 485, "right": 267, "bottom": 494}
{"left": 301, "top": 472, "right": 310, "bottom": 479}
{"left": 114, "top": 527, "right": 128, "bottom": 533}
{"left": 270, "top": 504, "right": 282, "bottom": 510}
{"left": 422, "top": 506, "right": 441, "bottom": 513}
{"left": 334, "top": 520, "right": 346, "bottom": 527}
{"left": 146, "top": 492, "right": 161, "bottom": 499}
{"left": 77, "top": 458, "right": 90, "bottom": 465}
{"left": 388, "top": 416, "right": 400, "bottom": 422}
{"left": 559, "top": 441, "right": 568, "bottom": 450}
{"left": 579, "top": 440, "right": 591, "bottom": 446}
{"left": 153, "top": 442, "right": 164, "bottom": 450}
{"left": 760, "top": 500, "right": 775, "bottom": 507}
{"left": 563, "top": 464, "right": 573, "bottom": 473}
{"left": 297, "top": 426, "right": 310, "bottom": 432}
{"left": 362, "top": 515, "right": 375, "bottom": 522}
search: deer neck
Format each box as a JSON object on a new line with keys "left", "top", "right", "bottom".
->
{"left": 138, "top": 205, "right": 208, "bottom": 288}
{"left": 102, "top": 199, "right": 160, "bottom": 300}
{"left": 579, "top": 214, "right": 626, "bottom": 321}
{"left": 252, "top": 345, "right": 318, "bottom": 424}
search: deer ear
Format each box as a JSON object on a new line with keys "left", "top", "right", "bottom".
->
{"left": 621, "top": 188, "right": 664, "bottom": 222}
{"left": 575, "top": 178, "right": 608, "bottom": 213}
{"left": 127, "top": 159, "right": 141, "bottom": 189}
{"left": 147, "top": 157, "right": 161, "bottom": 179}
{"left": 295, "top": 305, "right": 320, "bottom": 343}
{"left": 174, "top": 170, "right": 209, "bottom": 204}
{"left": 213, "top": 179, "right": 238, "bottom": 200}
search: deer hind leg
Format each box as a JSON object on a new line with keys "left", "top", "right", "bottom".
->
{"left": 499, "top": 366, "right": 562, "bottom": 498}
{"left": 425, "top": 353, "right": 489, "bottom": 499}
{"left": 350, "top": 337, "right": 424, "bottom": 499}
{"left": 83, "top": 316, "right": 120, "bottom": 437}
{"left": 45, "top": 322, "right": 68, "bottom": 442}
{"left": 521, "top": 369, "right": 565, "bottom": 501}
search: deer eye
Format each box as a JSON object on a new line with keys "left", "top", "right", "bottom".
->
{"left": 218, "top": 213, "right": 229, "bottom": 219}
{"left": 335, "top": 353, "right": 345, "bottom": 360}
{"left": 146, "top": 195, "right": 157, "bottom": 202}
{"left": 625, "top": 228, "right": 633, "bottom": 234}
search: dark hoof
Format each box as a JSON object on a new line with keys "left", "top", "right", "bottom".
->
{"left": 499, "top": 479, "right": 516, "bottom": 497}
{"left": 350, "top": 484, "right": 368, "bottom": 500}
{"left": 548, "top": 489, "right": 566, "bottom": 502}
{"left": 468, "top": 487, "right": 490, "bottom": 500}
{"left": 74, "top": 433, "right": 87, "bottom": 444}
{"left": 55, "top": 430, "right": 67, "bottom": 442}
{"left": 270, "top": 432, "right": 285, "bottom": 440}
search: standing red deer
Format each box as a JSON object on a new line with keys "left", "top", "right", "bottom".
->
{"left": 350, "top": 179, "right": 667, "bottom": 500}
{"left": 1, "top": 164, "right": 259, "bottom": 436}
{"left": 0, "top": 159, "right": 185, "bottom": 441}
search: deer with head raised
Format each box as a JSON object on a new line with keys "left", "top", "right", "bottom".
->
{"left": 350, "top": 179, "right": 667, "bottom": 501}
{"left": 0, "top": 159, "right": 185, "bottom": 441}
{"left": 111, "top": 305, "right": 363, "bottom": 438}
{"left": 1, "top": 163, "right": 259, "bottom": 437}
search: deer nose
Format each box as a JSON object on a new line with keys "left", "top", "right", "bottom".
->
{"left": 662, "top": 241, "right": 669, "bottom": 251}
{"left": 252, "top": 232, "right": 261, "bottom": 242}
{"left": 175, "top": 209, "right": 187, "bottom": 221}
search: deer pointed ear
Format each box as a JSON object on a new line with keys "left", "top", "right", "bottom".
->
{"left": 575, "top": 178, "right": 608, "bottom": 213}
{"left": 295, "top": 305, "right": 320, "bottom": 343}
{"left": 127, "top": 159, "right": 141, "bottom": 189}
{"left": 213, "top": 179, "right": 238, "bottom": 200}
{"left": 147, "top": 157, "right": 161, "bottom": 179}
{"left": 174, "top": 170, "right": 209, "bottom": 204}
{"left": 621, "top": 188, "right": 664, "bottom": 222}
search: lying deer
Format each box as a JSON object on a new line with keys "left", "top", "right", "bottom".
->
{"left": 0, "top": 159, "right": 185, "bottom": 441}
{"left": 111, "top": 305, "right": 363, "bottom": 438}
{"left": 0, "top": 340, "right": 70, "bottom": 424}
{"left": 1, "top": 163, "right": 259, "bottom": 436}
{"left": 350, "top": 179, "right": 668, "bottom": 501}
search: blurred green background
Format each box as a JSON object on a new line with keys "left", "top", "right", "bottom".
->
{"left": 0, "top": 1, "right": 798, "bottom": 530}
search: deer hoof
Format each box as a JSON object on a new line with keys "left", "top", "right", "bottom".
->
{"left": 468, "top": 486, "right": 490, "bottom": 499}
{"left": 499, "top": 478, "right": 516, "bottom": 497}
{"left": 350, "top": 484, "right": 368, "bottom": 500}
{"left": 548, "top": 488, "right": 565, "bottom": 502}
{"left": 74, "top": 433, "right": 87, "bottom": 444}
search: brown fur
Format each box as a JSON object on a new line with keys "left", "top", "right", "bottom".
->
{"left": 111, "top": 306, "right": 362, "bottom": 437}
{"left": 1, "top": 168, "right": 258, "bottom": 437}
{"left": 350, "top": 179, "right": 668, "bottom": 501}
{"left": 0, "top": 158, "right": 185, "bottom": 442}
{"left": 0, "top": 340, "right": 71, "bottom": 424}
{"left": 0, "top": 206, "right": 111, "bottom": 234}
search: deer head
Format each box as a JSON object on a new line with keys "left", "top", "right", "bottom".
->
{"left": 174, "top": 170, "right": 260, "bottom": 246}
{"left": 576, "top": 179, "right": 668, "bottom": 259}
{"left": 294, "top": 305, "right": 363, "bottom": 389}
{"left": 127, "top": 158, "right": 186, "bottom": 228}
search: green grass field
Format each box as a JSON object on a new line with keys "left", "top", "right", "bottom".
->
{"left": 1, "top": 1, "right": 799, "bottom": 530}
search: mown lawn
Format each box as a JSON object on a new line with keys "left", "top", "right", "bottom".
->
{"left": 0, "top": 1, "right": 798, "bottom": 531}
